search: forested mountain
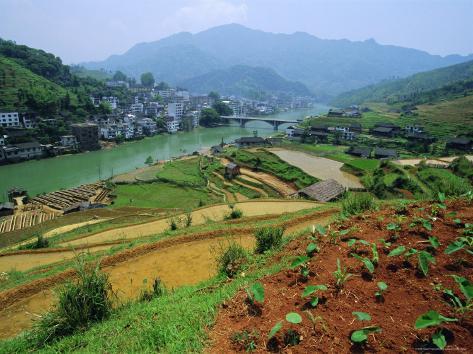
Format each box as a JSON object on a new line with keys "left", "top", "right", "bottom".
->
{"left": 178, "top": 65, "right": 311, "bottom": 99}
{"left": 0, "top": 39, "right": 127, "bottom": 116}
{"left": 83, "top": 24, "right": 473, "bottom": 98}
{"left": 331, "top": 59, "right": 473, "bottom": 106}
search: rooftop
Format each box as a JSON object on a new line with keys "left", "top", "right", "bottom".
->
{"left": 298, "top": 179, "right": 345, "bottom": 202}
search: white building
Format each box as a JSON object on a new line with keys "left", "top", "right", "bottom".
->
{"left": 59, "top": 135, "right": 79, "bottom": 150}
{"left": 228, "top": 101, "right": 246, "bottom": 117}
{"left": 167, "top": 102, "right": 183, "bottom": 120}
{"left": 130, "top": 103, "right": 144, "bottom": 114}
{"left": 137, "top": 118, "right": 158, "bottom": 136}
{"left": 166, "top": 117, "right": 179, "bottom": 133}
{"left": 157, "top": 89, "right": 176, "bottom": 100}
{"left": 175, "top": 90, "right": 190, "bottom": 102}
{"left": 0, "top": 112, "right": 20, "bottom": 128}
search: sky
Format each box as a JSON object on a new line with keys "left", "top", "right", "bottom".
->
{"left": 0, "top": 0, "right": 472, "bottom": 64}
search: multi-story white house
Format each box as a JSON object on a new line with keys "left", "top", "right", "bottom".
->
{"left": 130, "top": 103, "right": 144, "bottom": 114}
{"left": 59, "top": 135, "right": 79, "bottom": 150}
{"left": 167, "top": 102, "right": 183, "bottom": 121}
{"left": 2, "top": 141, "right": 45, "bottom": 162}
{"left": 166, "top": 117, "right": 179, "bottom": 133}
{"left": 0, "top": 112, "right": 20, "bottom": 127}
{"left": 137, "top": 118, "right": 158, "bottom": 136}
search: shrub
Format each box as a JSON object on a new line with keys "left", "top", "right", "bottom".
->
{"left": 31, "top": 258, "right": 112, "bottom": 346}
{"left": 216, "top": 242, "right": 248, "bottom": 278}
{"left": 19, "top": 234, "right": 49, "bottom": 250}
{"left": 254, "top": 227, "right": 284, "bottom": 254}
{"left": 225, "top": 204, "right": 243, "bottom": 220}
{"left": 342, "top": 193, "right": 376, "bottom": 216}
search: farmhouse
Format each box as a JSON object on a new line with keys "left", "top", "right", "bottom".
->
{"left": 225, "top": 162, "right": 240, "bottom": 179}
{"left": 374, "top": 148, "right": 398, "bottom": 159}
{"left": 406, "top": 132, "right": 435, "bottom": 144}
{"left": 310, "top": 131, "right": 329, "bottom": 142}
{"left": 371, "top": 126, "right": 397, "bottom": 138}
{"left": 298, "top": 179, "right": 345, "bottom": 202}
{"left": 234, "top": 137, "right": 268, "bottom": 148}
{"left": 347, "top": 146, "right": 371, "bottom": 158}
{"left": 446, "top": 137, "right": 472, "bottom": 151}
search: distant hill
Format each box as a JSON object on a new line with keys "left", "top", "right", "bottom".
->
{"left": 83, "top": 24, "right": 473, "bottom": 98}
{"left": 178, "top": 65, "right": 311, "bottom": 99}
{"left": 0, "top": 56, "right": 74, "bottom": 113}
{"left": 332, "top": 60, "right": 473, "bottom": 106}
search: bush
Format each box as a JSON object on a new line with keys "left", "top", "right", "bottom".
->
{"left": 216, "top": 242, "right": 248, "bottom": 278}
{"left": 225, "top": 204, "right": 243, "bottom": 219}
{"left": 31, "top": 258, "right": 112, "bottom": 346}
{"left": 342, "top": 193, "right": 376, "bottom": 216}
{"left": 254, "top": 227, "right": 284, "bottom": 254}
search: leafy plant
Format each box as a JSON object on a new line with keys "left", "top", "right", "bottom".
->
{"left": 352, "top": 311, "right": 371, "bottom": 321}
{"left": 442, "top": 275, "right": 473, "bottom": 315}
{"left": 375, "top": 281, "right": 388, "bottom": 298}
{"left": 386, "top": 222, "right": 400, "bottom": 231}
{"left": 254, "top": 227, "right": 284, "bottom": 254}
{"left": 246, "top": 282, "right": 265, "bottom": 305}
{"left": 445, "top": 234, "right": 473, "bottom": 255}
{"left": 267, "top": 312, "right": 303, "bottom": 341}
{"left": 351, "top": 253, "right": 375, "bottom": 274}
{"left": 350, "top": 326, "right": 382, "bottom": 344}
{"left": 342, "top": 193, "right": 376, "bottom": 216}
{"left": 184, "top": 210, "right": 193, "bottom": 227}
{"left": 414, "top": 310, "right": 457, "bottom": 350}
{"left": 302, "top": 284, "right": 328, "bottom": 307}
{"left": 306, "top": 242, "right": 319, "bottom": 257}
{"left": 333, "top": 258, "right": 352, "bottom": 290}
{"left": 231, "top": 329, "right": 259, "bottom": 352}
{"left": 140, "top": 278, "right": 166, "bottom": 301}
{"left": 418, "top": 250, "right": 436, "bottom": 276}
{"left": 409, "top": 217, "right": 432, "bottom": 231}
{"left": 428, "top": 236, "right": 440, "bottom": 249}
{"left": 291, "top": 255, "right": 311, "bottom": 279}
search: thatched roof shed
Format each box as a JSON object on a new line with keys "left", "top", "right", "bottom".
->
{"left": 298, "top": 179, "right": 346, "bottom": 202}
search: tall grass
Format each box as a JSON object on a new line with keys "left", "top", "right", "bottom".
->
{"left": 254, "top": 226, "right": 284, "bottom": 254}
{"left": 30, "top": 257, "right": 113, "bottom": 346}
{"left": 342, "top": 192, "right": 377, "bottom": 216}
{"left": 215, "top": 242, "right": 248, "bottom": 278}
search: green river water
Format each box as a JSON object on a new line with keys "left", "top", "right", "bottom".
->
{"left": 0, "top": 107, "right": 328, "bottom": 201}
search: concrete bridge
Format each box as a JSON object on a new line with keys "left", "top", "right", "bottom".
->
{"left": 220, "top": 115, "right": 299, "bottom": 130}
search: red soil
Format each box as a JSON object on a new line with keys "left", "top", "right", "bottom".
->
{"left": 208, "top": 200, "right": 473, "bottom": 353}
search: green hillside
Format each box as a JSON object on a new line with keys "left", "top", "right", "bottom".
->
{"left": 178, "top": 65, "right": 312, "bottom": 99}
{"left": 0, "top": 56, "right": 73, "bottom": 113}
{"left": 332, "top": 59, "right": 473, "bottom": 106}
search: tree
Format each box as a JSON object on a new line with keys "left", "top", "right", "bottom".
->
{"left": 208, "top": 91, "right": 220, "bottom": 100}
{"left": 199, "top": 108, "right": 220, "bottom": 127}
{"left": 140, "top": 72, "right": 155, "bottom": 87}
{"left": 113, "top": 71, "right": 127, "bottom": 81}
{"left": 212, "top": 101, "right": 233, "bottom": 116}
{"left": 98, "top": 101, "right": 112, "bottom": 114}
{"left": 145, "top": 155, "right": 154, "bottom": 165}
{"left": 155, "top": 81, "right": 169, "bottom": 90}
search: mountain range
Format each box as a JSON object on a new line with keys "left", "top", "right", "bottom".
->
{"left": 83, "top": 24, "right": 473, "bottom": 99}
{"left": 331, "top": 59, "right": 473, "bottom": 106}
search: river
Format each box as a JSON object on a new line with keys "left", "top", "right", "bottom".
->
{"left": 0, "top": 107, "right": 328, "bottom": 201}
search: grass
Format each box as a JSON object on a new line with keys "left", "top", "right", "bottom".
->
{"left": 225, "top": 148, "right": 317, "bottom": 189}
{"left": 29, "top": 258, "right": 113, "bottom": 347}
{"left": 254, "top": 226, "right": 284, "bottom": 254}
{"left": 417, "top": 167, "right": 472, "bottom": 197}
{"left": 215, "top": 242, "right": 249, "bottom": 278}
{"left": 342, "top": 192, "right": 377, "bottom": 216}
{"left": 156, "top": 158, "right": 206, "bottom": 186}
{"left": 111, "top": 182, "right": 221, "bottom": 209}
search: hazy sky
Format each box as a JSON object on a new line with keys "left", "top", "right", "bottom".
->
{"left": 1, "top": 0, "right": 472, "bottom": 63}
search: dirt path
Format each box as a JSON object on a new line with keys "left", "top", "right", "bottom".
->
{"left": 270, "top": 148, "right": 363, "bottom": 188}
{"left": 44, "top": 218, "right": 109, "bottom": 238}
{"left": 60, "top": 200, "right": 319, "bottom": 247}
{"left": 394, "top": 155, "right": 473, "bottom": 167}
{"left": 0, "top": 245, "right": 113, "bottom": 273}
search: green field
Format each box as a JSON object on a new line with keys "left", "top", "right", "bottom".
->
{"left": 225, "top": 148, "right": 318, "bottom": 188}
{"left": 112, "top": 182, "right": 220, "bottom": 209}
{"left": 417, "top": 167, "right": 472, "bottom": 196}
{"left": 156, "top": 157, "right": 206, "bottom": 186}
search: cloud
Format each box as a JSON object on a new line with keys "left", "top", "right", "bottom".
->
{"left": 162, "top": 0, "right": 248, "bottom": 33}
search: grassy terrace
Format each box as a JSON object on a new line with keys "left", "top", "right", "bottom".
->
{"left": 224, "top": 148, "right": 318, "bottom": 189}
{"left": 0, "top": 205, "right": 334, "bottom": 293}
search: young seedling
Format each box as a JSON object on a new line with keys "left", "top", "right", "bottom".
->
{"left": 409, "top": 217, "right": 433, "bottom": 231}
{"left": 428, "top": 236, "right": 440, "bottom": 249}
{"left": 302, "top": 284, "right": 328, "bottom": 307}
{"left": 351, "top": 253, "right": 375, "bottom": 274}
{"left": 350, "top": 311, "right": 381, "bottom": 344}
{"left": 418, "top": 250, "right": 436, "bottom": 277}
{"left": 371, "top": 243, "right": 379, "bottom": 265}
{"left": 375, "top": 281, "right": 388, "bottom": 299}
{"left": 306, "top": 242, "right": 319, "bottom": 257}
{"left": 267, "top": 312, "right": 303, "bottom": 343}
{"left": 304, "top": 310, "right": 328, "bottom": 333}
{"left": 246, "top": 282, "right": 265, "bottom": 305}
{"left": 414, "top": 310, "right": 458, "bottom": 350}
{"left": 291, "top": 255, "right": 311, "bottom": 279}
{"left": 445, "top": 235, "right": 473, "bottom": 255}
{"left": 333, "top": 258, "right": 352, "bottom": 290}
{"left": 442, "top": 275, "right": 473, "bottom": 316}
